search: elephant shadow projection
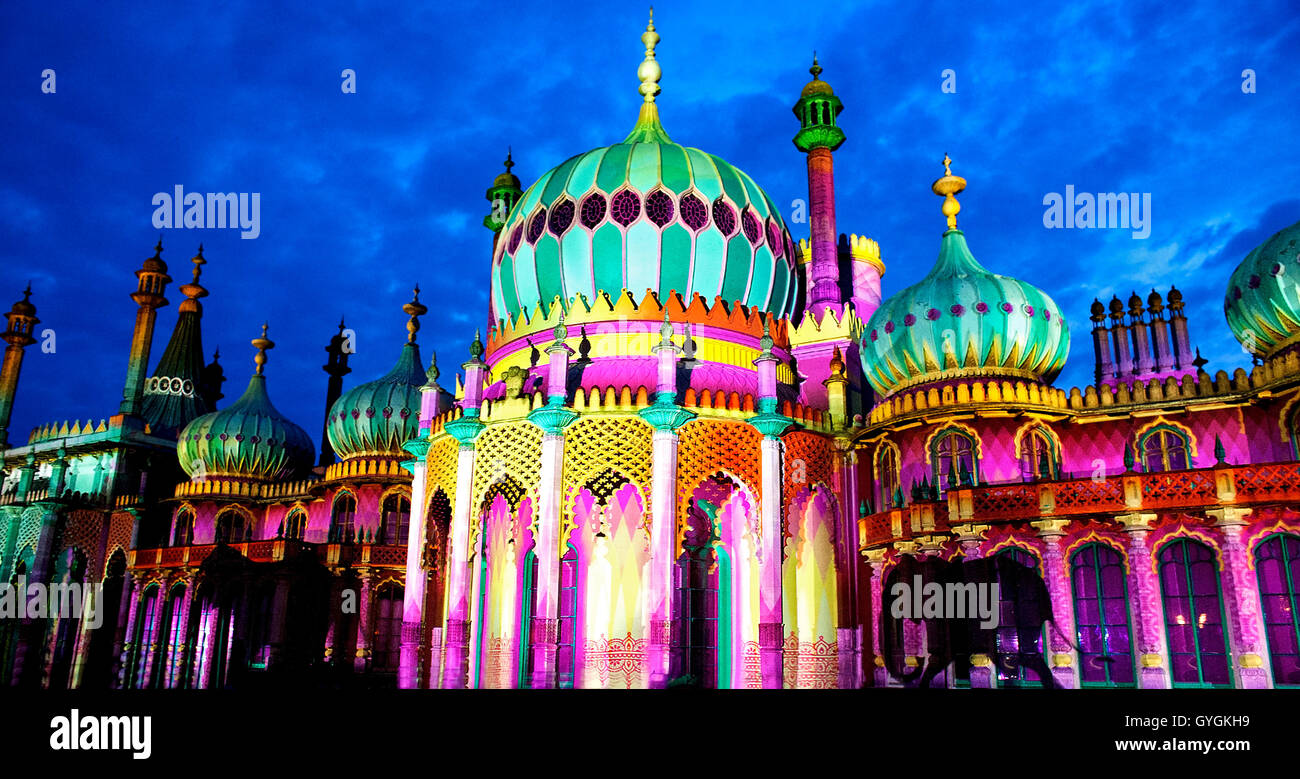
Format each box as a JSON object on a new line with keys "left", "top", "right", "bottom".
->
{"left": 880, "top": 554, "right": 1104, "bottom": 689}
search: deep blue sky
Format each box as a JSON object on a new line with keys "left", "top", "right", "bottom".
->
{"left": 2, "top": 0, "right": 1297, "bottom": 453}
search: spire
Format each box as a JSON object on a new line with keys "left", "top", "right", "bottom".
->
{"left": 485, "top": 149, "right": 524, "bottom": 233}
{"left": 252, "top": 323, "right": 274, "bottom": 376}
{"left": 659, "top": 311, "right": 674, "bottom": 347}
{"left": 623, "top": 8, "right": 672, "bottom": 144}
{"left": 469, "top": 329, "right": 484, "bottom": 360}
{"left": 424, "top": 350, "right": 441, "bottom": 389}
{"left": 931, "top": 154, "right": 967, "bottom": 231}
{"left": 142, "top": 245, "right": 214, "bottom": 435}
{"left": 810, "top": 51, "right": 822, "bottom": 80}
{"left": 552, "top": 313, "right": 568, "bottom": 346}
{"left": 404, "top": 284, "right": 427, "bottom": 343}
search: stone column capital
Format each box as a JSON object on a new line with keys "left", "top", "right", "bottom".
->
{"left": 1116, "top": 512, "right": 1158, "bottom": 532}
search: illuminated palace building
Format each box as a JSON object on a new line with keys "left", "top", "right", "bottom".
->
{"left": 3, "top": 16, "right": 1300, "bottom": 691}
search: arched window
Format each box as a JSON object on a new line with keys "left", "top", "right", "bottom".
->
{"left": 283, "top": 509, "right": 306, "bottom": 541}
{"left": 1020, "top": 426, "right": 1059, "bottom": 482}
{"left": 993, "top": 548, "right": 1045, "bottom": 687}
{"left": 131, "top": 584, "right": 161, "bottom": 689}
{"left": 1140, "top": 426, "right": 1190, "bottom": 473}
{"left": 162, "top": 584, "right": 188, "bottom": 688}
{"left": 214, "top": 510, "right": 249, "bottom": 545}
{"left": 932, "top": 427, "right": 978, "bottom": 492}
{"left": 1070, "top": 543, "right": 1135, "bottom": 686}
{"left": 371, "top": 583, "right": 404, "bottom": 673}
{"left": 557, "top": 544, "right": 578, "bottom": 689}
{"left": 1254, "top": 533, "right": 1300, "bottom": 686}
{"left": 1158, "top": 539, "right": 1230, "bottom": 687}
{"left": 173, "top": 508, "right": 194, "bottom": 547}
{"left": 380, "top": 493, "right": 411, "bottom": 545}
{"left": 877, "top": 445, "right": 900, "bottom": 509}
{"left": 331, "top": 494, "right": 356, "bottom": 543}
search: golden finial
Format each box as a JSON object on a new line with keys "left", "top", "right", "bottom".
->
{"left": 251, "top": 322, "right": 274, "bottom": 375}
{"left": 638, "top": 7, "right": 661, "bottom": 104}
{"left": 931, "top": 153, "right": 967, "bottom": 230}
{"left": 403, "top": 284, "right": 427, "bottom": 343}
{"left": 810, "top": 51, "right": 822, "bottom": 80}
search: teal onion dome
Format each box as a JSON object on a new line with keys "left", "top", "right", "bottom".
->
{"left": 177, "top": 374, "right": 315, "bottom": 481}
{"left": 325, "top": 342, "right": 427, "bottom": 459}
{"left": 489, "top": 113, "right": 800, "bottom": 325}
{"left": 1224, "top": 218, "right": 1300, "bottom": 358}
{"left": 861, "top": 228, "right": 1070, "bottom": 397}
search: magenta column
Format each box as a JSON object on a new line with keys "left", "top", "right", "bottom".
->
{"left": 353, "top": 569, "right": 373, "bottom": 673}
{"left": 864, "top": 549, "right": 889, "bottom": 687}
{"left": 114, "top": 573, "right": 143, "bottom": 689}
{"left": 1119, "top": 513, "right": 1171, "bottom": 688}
{"left": 957, "top": 529, "right": 995, "bottom": 687}
{"left": 1036, "top": 520, "right": 1079, "bottom": 688}
{"left": 1209, "top": 508, "right": 1272, "bottom": 688}
{"left": 529, "top": 431, "right": 565, "bottom": 688}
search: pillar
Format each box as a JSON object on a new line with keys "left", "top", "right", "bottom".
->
{"left": 1118, "top": 513, "right": 1171, "bottom": 688}
{"left": 398, "top": 439, "right": 430, "bottom": 689}
{"left": 1129, "top": 295, "right": 1154, "bottom": 377}
{"left": 957, "top": 528, "right": 995, "bottom": 688}
{"left": 353, "top": 569, "right": 373, "bottom": 673}
{"left": 115, "top": 573, "right": 144, "bottom": 689}
{"left": 864, "top": 549, "right": 889, "bottom": 687}
{"left": 442, "top": 444, "right": 478, "bottom": 688}
{"left": 758, "top": 435, "right": 784, "bottom": 687}
{"left": 1208, "top": 508, "right": 1272, "bottom": 688}
{"left": 265, "top": 575, "right": 290, "bottom": 672}
{"left": 1035, "top": 519, "right": 1079, "bottom": 689}
{"left": 530, "top": 432, "right": 564, "bottom": 688}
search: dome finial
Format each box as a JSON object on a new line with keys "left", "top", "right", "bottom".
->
{"left": 622, "top": 8, "right": 672, "bottom": 143}
{"left": 251, "top": 322, "right": 274, "bottom": 376}
{"left": 931, "top": 153, "right": 967, "bottom": 230}
{"left": 403, "top": 284, "right": 428, "bottom": 344}
{"left": 810, "top": 51, "right": 822, "bottom": 80}
{"left": 504, "top": 147, "right": 514, "bottom": 174}
{"left": 639, "top": 7, "right": 661, "bottom": 104}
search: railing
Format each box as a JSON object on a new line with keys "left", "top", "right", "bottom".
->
{"left": 860, "top": 461, "right": 1300, "bottom": 549}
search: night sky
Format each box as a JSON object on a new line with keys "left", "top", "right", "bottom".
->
{"left": 2, "top": 0, "right": 1297, "bottom": 454}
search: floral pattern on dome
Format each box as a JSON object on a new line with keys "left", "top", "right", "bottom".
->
{"left": 549, "top": 199, "right": 575, "bottom": 236}
{"left": 645, "top": 190, "right": 674, "bottom": 227}
{"left": 611, "top": 189, "right": 642, "bottom": 226}
{"left": 580, "top": 193, "right": 607, "bottom": 229}
{"left": 527, "top": 209, "right": 547, "bottom": 244}
{"left": 681, "top": 193, "right": 708, "bottom": 231}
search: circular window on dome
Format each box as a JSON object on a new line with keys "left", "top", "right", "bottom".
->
{"left": 147, "top": 378, "right": 157, "bottom": 392}
{"left": 741, "top": 209, "right": 761, "bottom": 245}
{"left": 527, "top": 208, "right": 547, "bottom": 244}
{"left": 645, "top": 190, "right": 675, "bottom": 227}
{"left": 182, "top": 379, "right": 194, "bottom": 395}
{"left": 170, "top": 377, "right": 183, "bottom": 393}
{"left": 549, "top": 198, "right": 575, "bottom": 236}
{"left": 580, "top": 193, "right": 607, "bottom": 229}
{"left": 712, "top": 198, "right": 737, "bottom": 236}
{"left": 766, "top": 220, "right": 782, "bottom": 257}
{"left": 680, "top": 192, "right": 709, "bottom": 232}
{"left": 507, "top": 222, "right": 523, "bottom": 254}
{"left": 611, "top": 190, "right": 641, "bottom": 226}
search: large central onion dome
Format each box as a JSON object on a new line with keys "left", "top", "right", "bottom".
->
{"left": 489, "top": 13, "right": 799, "bottom": 325}
{"left": 861, "top": 157, "right": 1070, "bottom": 397}
{"left": 178, "top": 325, "right": 314, "bottom": 482}
{"left": 1224, "top": 217, "right": 1300, "bottom": 358}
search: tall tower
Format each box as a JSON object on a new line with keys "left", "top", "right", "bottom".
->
{"left": 793, "top": 55, "right": 847, "bottom": 320}
{"left": 319, "top": 317, "right": 352, "bottom": 467}
{"left": 0, "top": 285, "right": 39, "bottom": 448}
{"left": 120, "top": 240, "right": 172, "bottom": 417}
{"left": 141, "top": 245, "right": 213, "bottom": 437}
{"left": 484, "top": 149, "right": 523, "bottom": 240}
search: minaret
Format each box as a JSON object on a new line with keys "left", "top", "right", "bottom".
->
{"left": 0, "top": 285, "right": 39, "bottom": 448}
{"left": 1147, "top": 289, "right": 1176, "bottom": 374}
{"left": 141, "top": 245, "right": 213, "bottom": 437}
{"left": 319, "top": 316, "right": 352, "bottom": 467}
{"left": 1129, "top": 291, "right": 1154, "bottom": 377}
{"left": 793, "top": 54, "right": 848, "bottom": 320}
{"left": 484, "top": 150, "right": 523, "bottom": 243}
{"left": 1167, "top": 285, "right": 1193, "bottom": 368}
{"left": 201, "top": 348, "right": 225, "bottom": 409}
{"left": 1089, "top": 299, "right": 1115, "bottom": 387}
{"left": 120, "top": 239, "right": 172, "bottom": 417}
{"left": 1108, "top": 295, "right": 1133, "bottom": 379}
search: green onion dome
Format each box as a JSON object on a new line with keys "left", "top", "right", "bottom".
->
{"left": 861, "top": 229, "right": 1070, "bottom": 396}
{"left": 861, "top": 159, "right": 1069, "bottom": 397}
{"left": 177, "top": 327, "right": 314, "bottom": 482}
{"left": 1225, "top": 218, "right": 1300, "bottom": 358}
{"left": 489, "top": 14, "right": 799, "bottom": 326}
{"left": 325, "top": 342, "right": 426, "bottom": 460}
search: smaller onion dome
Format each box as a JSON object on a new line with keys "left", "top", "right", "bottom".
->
{"left": 1225, "top": 217, "right": 1300, "bottom": 357}
{"left": 9, "top": 284, "right": 36, "bottom": 318}
{"left": 177, "top": 324, "right": 314, "bottom": 482}
{"left": 326, "top": 287, "right": 442, "bottom": 460}
{"left": 1089, "top": 299, "right": 1105, "bottom": 321}
{"left": 1147, "top": 288, "right": 1164, "bottom": 309}
{"left": 860, "top": 156, "right": 1070, "bottom": 397}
